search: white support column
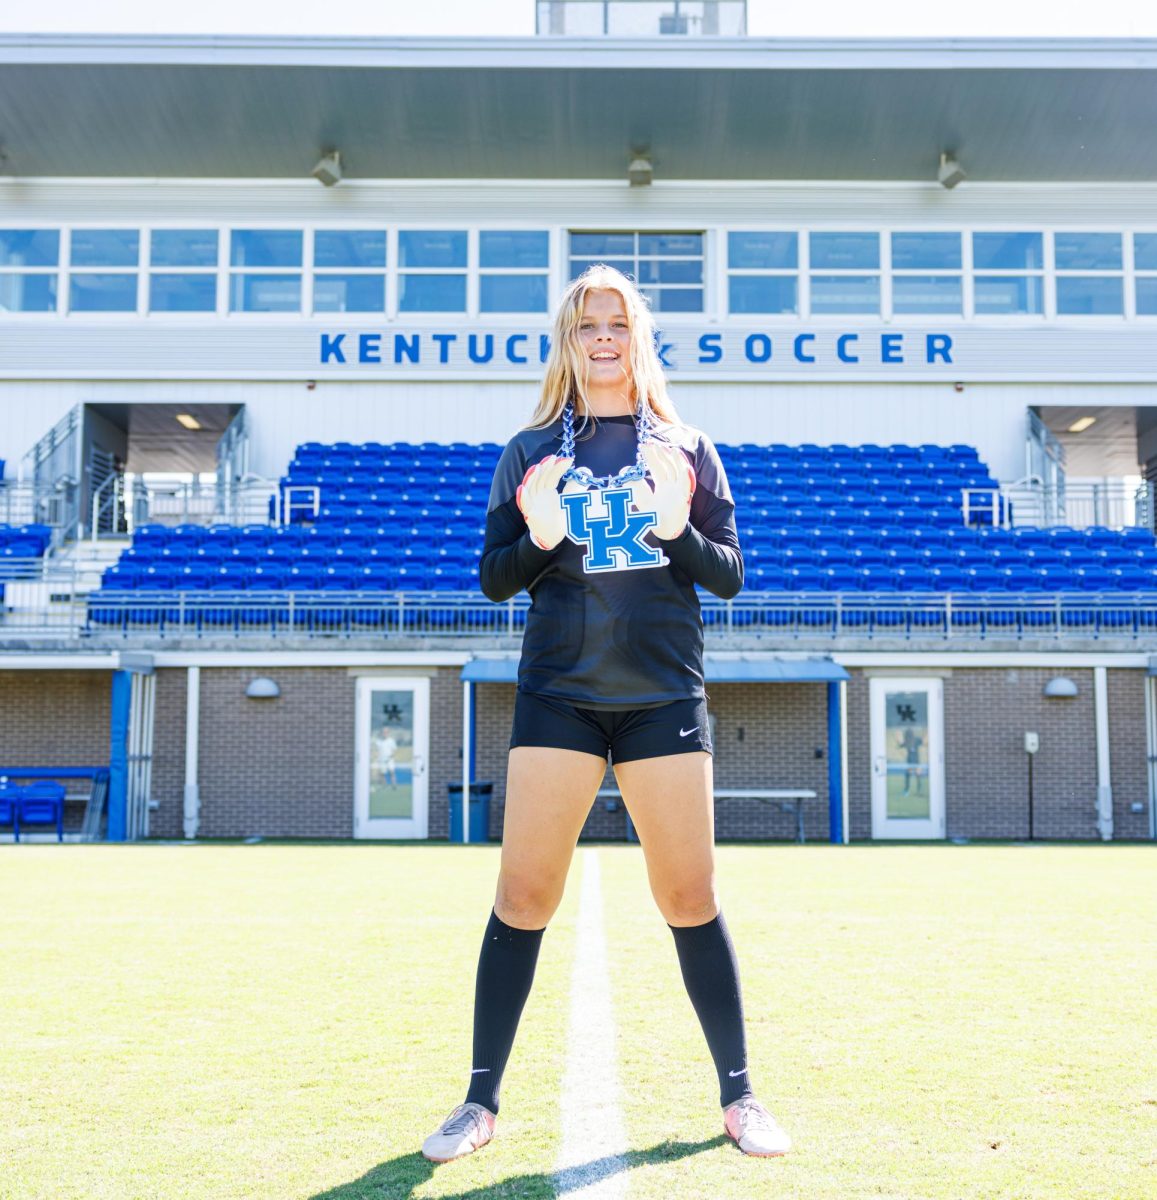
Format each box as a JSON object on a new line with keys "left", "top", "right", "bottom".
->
{"left": 1093, "top": 666, "right": 1113, "bottom": 842}
{"left": 183, "top": 666, "right": 201, "bottom": 840}
{"left": 461, "top": 678, "right": 472, "bottom": 845}
{"left": 839, "top": 678, "right": 850, "bottom": 845}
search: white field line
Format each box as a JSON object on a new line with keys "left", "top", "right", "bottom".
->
{"left": 553, "top": 848, "right": 630, "bottom": 1199}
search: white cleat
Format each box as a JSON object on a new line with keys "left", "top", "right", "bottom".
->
{"left": 723, "top": 1096, "right": 792, "bottom": 1157}
{"left": 421, "top": 1101, "right": 497, "bottom": 1163}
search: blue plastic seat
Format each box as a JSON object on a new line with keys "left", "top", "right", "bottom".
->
{"left": 18, "top": 781, "right": 66, "bottom": 842}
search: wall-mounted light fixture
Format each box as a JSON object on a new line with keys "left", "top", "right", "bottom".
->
{"left": 245, "top": 676, "right": 281, "bottom": 699}
{"left": 1043, "top": 676, "right": 1078, "bottom": 698}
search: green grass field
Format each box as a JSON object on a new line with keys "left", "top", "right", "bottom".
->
{"left": 2, "top": 844, "right": 1155, "bottom": 1200}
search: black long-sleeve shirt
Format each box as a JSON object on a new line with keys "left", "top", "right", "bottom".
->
{"left": 481, "top": 414, "right": 743, "bottom": 709}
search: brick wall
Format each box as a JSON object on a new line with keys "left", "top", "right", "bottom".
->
{"left": 8, "top": 662, "right": 1146, "bottom": 845}
{"left": 148, "top": 667, "right": 464, "bottom": 841}
{"left": 0, "top": 670, "right": 111, "bottom": 763}
{"left": 148, "top": 668, "right": 187, "bottom": 840}
{"left": 943, "top": 668, "right": 1099, "bottom": 840}
{"left": 194, "top": 667, "right": 356, "bottom": 838}
{"left": 846, "top": 667, "right": 1151, "bottom": 842}
{"left": 1108, "top": 669, "right": 1151, "bottom": 841}
{"left": 427, "top": 669, "right": 463, "bottom": 840}
{"left": 846, "top": 670, "right": 871, "bottom": 839}
{"left": 0, "top": 669, "right": 111, "bottom": 835}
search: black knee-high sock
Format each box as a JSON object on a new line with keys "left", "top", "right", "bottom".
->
{"left": 463, "top": 909, "right": 545, "bottom": 1115}
{"left": 669, "top": 911, "right": 754, "bottom": 1108}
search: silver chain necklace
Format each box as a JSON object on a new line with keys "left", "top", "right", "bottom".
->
{"left": 558, "top": 400, "right": 654, "bottom": 490}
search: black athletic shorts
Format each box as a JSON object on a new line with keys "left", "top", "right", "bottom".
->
{"left": 509, "top": 689, "right": 713, "bottom": 763}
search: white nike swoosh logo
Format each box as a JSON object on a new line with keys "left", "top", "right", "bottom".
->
{"left": 679, "top": 726, "right": 698, "bottom": 737}
{"left": 728, "top": 1068, "right": 747, "bottom": 1077}
{"left": 470, "top": 1068, "right": 490, "bottom": 1074}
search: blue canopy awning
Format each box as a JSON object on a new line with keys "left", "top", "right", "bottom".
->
{"left": 461, "top": 656, "right": 849, "bottom": 684}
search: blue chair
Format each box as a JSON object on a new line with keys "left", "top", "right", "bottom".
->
{"left": 18, "top": 780, "right": 65, "bottom": 842}
{"left": 0, "top": 779, "right": 20, "bottom": 840}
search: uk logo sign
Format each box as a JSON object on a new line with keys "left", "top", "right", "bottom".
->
{"left": 560, "top": 486, "right": 669, "bottom": 574}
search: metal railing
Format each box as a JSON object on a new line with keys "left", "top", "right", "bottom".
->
{"left": 967, "top": 478, "right": 1155, "bottom": 533}
{"left": 2, "top": 587, "right": 1156, "bottom": 643}
{"left": 0, "top": 480, "right": 77, "bottom": 543}
{"left": 128, "top": 477, "right": 280, "bottom": 533}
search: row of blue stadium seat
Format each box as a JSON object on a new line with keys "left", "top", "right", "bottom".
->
{"left": 130, "top": 520, "right": 1151, "bottom": 548}
{"left": 103, "top": 561, "right": 1157, "bottom": 593}
{"left": 90, "top": 441, "right": 1157, "bottom": 610}
{"left": 112, "top": 541, "right": 1155, "bottom": 569}
{"left": 0, "top": 523, "right": 53, "bottom": 555}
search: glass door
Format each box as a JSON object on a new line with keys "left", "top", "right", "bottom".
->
{"left": 870, "top": 678, "right": 945, "bottom": 840}
{"left": 354, "top": 676, "right": 430, "bottom": 839}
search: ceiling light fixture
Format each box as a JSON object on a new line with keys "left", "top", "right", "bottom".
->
{"left": 312, "top": 150, "right": 342, "bottom": 187}
{"left": 1067, "top": 416, "right": 1097, "bottom": 433}
{"left": 937, "top": 152, "right": 966, "bottom": 189}
{"left": 628, "top": 154, "right": 653, "bottom": 187}
{"left": 175, "top": 413, "right": 202, "bottom": 430}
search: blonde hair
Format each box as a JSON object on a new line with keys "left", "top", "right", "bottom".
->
{"left": 525, "top": 264, "right": 681, "bottom": 437}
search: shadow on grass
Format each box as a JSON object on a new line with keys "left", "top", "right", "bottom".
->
{"left": 309, "top": 1136, "right": 728, "bottom": 1199}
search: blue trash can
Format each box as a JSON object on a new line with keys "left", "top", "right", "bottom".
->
{"left": 448, "top": 782, "right": 492, "bottom": 843}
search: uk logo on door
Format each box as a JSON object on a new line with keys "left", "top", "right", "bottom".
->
{"left": 560, "top": 486, "right": 669, "bottom": 574}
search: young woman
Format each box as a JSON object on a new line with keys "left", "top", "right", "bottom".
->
{"left": 421, "top": 265, "right": 791, "bottom": 1162}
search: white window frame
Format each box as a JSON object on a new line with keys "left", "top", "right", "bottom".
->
{"left": 226, "top": 225, "right": 306, "bottom": 318}
{"left": 566, "top": 228, "right": 707, "bottom": 316}
{"left": 0, "top": 225, "right": 64, "bottom": 317}
{"left": 144, "top": 225, "right": 222, "bottom": 319}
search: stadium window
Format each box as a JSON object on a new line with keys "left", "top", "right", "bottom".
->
{"left": 68, "top": 228, "right": 140, "bottom": 313}
{"left": 808, "top": 233, "right": 879, "bottom": 315}
{"left": 398, "top": 230, "right": 468, "bottom": 313}
{"left": 726, "top": 232, "right": 798, "bottom": 315}
{"left": 479, "top": 231, "right": 549, "bottom": 313}
{"left": 0, "top": 229, "right": 60, "bottom": 313}
{"left": 312, "top": 230, "right": 386, "bottom": 314}
{"left": 971, "top": 232, "right": 1044, "bottom": 315}
{"left": 568, "top": 231, "right": 704, "bottom": 313}
{"left": 148, "top": 229, "right": 219, "bottom": 313}
{"left": 890, "top": 232, "right": 963, "bottom": 315}
{"left": 1135, "top": 233, "right": 1157, "bottom": 316}
{"left": 229, "top": 229, "right": 303, "bottom": 313}
{"left": 1054, "top": 232, "right": 1123, "bottom": 316}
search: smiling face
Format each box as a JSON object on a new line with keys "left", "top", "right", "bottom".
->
{"left": 577, "top": 288, "right": 634, "bottom": 394}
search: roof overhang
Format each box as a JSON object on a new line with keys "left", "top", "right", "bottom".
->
{"left": 1, "top": 35, "right": 1156, "bottom": 181}
{"left": 461, "top": 654, "right": 850, "bottom": 684}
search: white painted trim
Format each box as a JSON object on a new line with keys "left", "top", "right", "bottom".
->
{"left": 2, "top": 650, "right": 1147, "bottom": 672}
{"left": 1146, "top": 676, "right": 1157, "bottom": 841}
{"left": 9, "top": 370, "right": 1157, "bottom": 385}
{"left": 839, "top": 678, "right": 850, "bottom": 846}
{"left": 353, "top": 675, "right": 431, "bottom": 840}
{"left": 183, "top": 666, "right": 200, "bottom": 840}
{"left": 869, "top": 676, "right": 946, "bottom": 840}
{"left": 1094, "top": 666, "right": 1114, "bottom": 841}
{"left": 461, "top": 679, "right": 472, "bottom": 846}
{"left": 4, "top": 34, "right": 1157, "bottom": 71}
{"left": 147, "top": 650, "right": 471, "bottom": 668}
{"left": 835, "top": 651, "right": 1150, "bottom": 668}
{"left": 0, "top": 655, "right": 121, "bottom": 669}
